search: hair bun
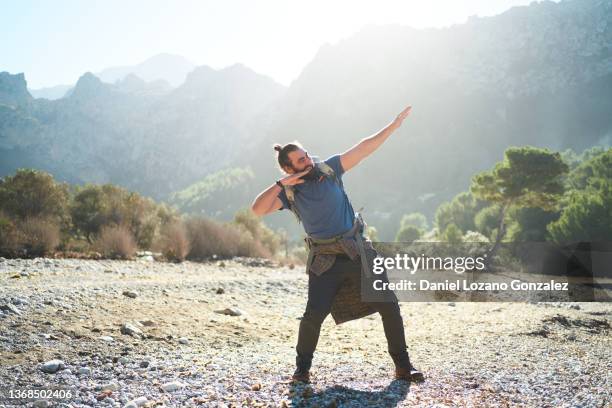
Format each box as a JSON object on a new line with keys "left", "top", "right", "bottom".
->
{"left": 273, "top": 144, "right": 282, "bottom": 152}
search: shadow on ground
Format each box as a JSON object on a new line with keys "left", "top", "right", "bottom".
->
{"left": 289, "top": 379, "right": 410, "bottom": 407}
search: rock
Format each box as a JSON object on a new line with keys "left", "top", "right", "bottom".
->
{"left": 11, "top": 297, "right": 29, "bottom": 305}
{"left": 139, "top": 360, "right": 150, "bottom": 368}
{"left": 124, "top": 396, "right": 148, "bottom": 407}
{"left": 121, "top": 322, "right": 143, "bottom": 337}
{"left": 78, "top": 367, "right": 91, "bottom": 375}
{"left": 96, "top": 390, "right": 113, "bottom": 401}
{"left": 40, "top": 359, "right": 65, "bottom": 373}
{"left": 33, "top": 400, "right": 50, "bottom": 407}
{"left": 0, "top": 303, "right": 21, "bottom": 315}
{"left": 161, "top": 380, "right": 186, "bottom": 392}
{"left": 122, "top": 290, "right": 138, "bottom": 298}
{"left": 216, "top": 287, "right": 225, "bottom": 294}
{"left": 118, "top": 357, "right": 129, "bottom": 365}
{"left": 100, "top": 335, "right": 114, "bottom": 342}
{"left": 215, "top": 307, "right": 243, "bottom": 316}
{"left": 139, "top": 319, "right": 156, "bottom": 327}
{"left": 178, "top": 337, "right": 189, "bottom": 345}
{"left": 97, "top": 381, "right": 120, "bottom": 392}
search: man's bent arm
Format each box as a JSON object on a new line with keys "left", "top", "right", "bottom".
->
{"left": 251, "top": 183, "right": 283, "bottom": 216}
{"left": 340, "top": 105, "right": 411, "bottom": 172}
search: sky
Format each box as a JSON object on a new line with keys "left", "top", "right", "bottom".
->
{"left": 2, "top": 0, "right": 555, "bottom": 89}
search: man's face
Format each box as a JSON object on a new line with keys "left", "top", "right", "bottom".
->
{"left": 286, "top": 148, "right": 314, "bottom": 174}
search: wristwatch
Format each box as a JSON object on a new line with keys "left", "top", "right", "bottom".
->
{"left": 275, "top": 180, "right": 284, "bottom": 188}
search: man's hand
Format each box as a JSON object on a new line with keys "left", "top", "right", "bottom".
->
{"left": 340, "top": 105, "right": 413, "bottom": 173}
{"left": 391, "top": 105, "right": 412, "bottom": 129}
{"left": 251, "top": 167, "right": 312, "bottom": 216}
{"left": 279, "top": 168, "right": 311, "bottom": 186}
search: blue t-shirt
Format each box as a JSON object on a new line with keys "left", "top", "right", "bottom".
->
{"left": 277, "top": 154, "right": 355, "bottom": 239}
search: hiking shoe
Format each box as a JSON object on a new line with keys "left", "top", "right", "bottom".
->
{"left": 291, "top": 369, "right": 311, "bottom": 383}
{"left": 395, "top": 364, "right": 425, "bottom": 382}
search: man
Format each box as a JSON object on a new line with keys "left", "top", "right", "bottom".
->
{"left": 250, "top": 106, "right": 423, "bottom": 384}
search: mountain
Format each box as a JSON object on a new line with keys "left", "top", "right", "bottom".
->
{"left": 2, "top": 0, "right": 611, "bottom": 241}
{"left": 28, "top": 84, "right": 72, "bottom": 100}
{"left": 0, "top": 66, "right": 286, "bottom": 199}
{"left": 0, "top": 72, "right": 32, "bottom": 107}
{"left": 240, "top": 0, "right": 612, "bottom": 239}
{"left": 96, "top": 53, "right": 197, "bottom": 87}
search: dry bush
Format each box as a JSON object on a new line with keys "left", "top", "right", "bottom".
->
{"left": 0, "top": 212, "right": 19, "bottom": 257}
{"left": 94, "top": 224, "right": 137, "bottom": 259}
{"left": 232, "top": 208, "right": 280, "bottom": 255}
{"left": 17, "top": 217, "right": 60, "bottom": 257}
{"left": 155, "top": 220, "right": 190, "bottom": 262}
{"left": 185, "top": 216, "right": 269, "bottom": 260}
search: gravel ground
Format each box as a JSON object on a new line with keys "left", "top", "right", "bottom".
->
{"left": 0, "top": 256, "right": 610, "bottom": 407}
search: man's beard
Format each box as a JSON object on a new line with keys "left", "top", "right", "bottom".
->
{"left": 298, "top": 165, "right": 318, "bottom": 181}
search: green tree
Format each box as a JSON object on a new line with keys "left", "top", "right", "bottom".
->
{"left": 435, "top": 191, "right": 488, "bottom": 234}
{"left": 567, "top": 147, "right": 611, "bottom": 191}
{"left": 0, "top": 169, "right": 70, "bottom": 224}
{"left": 470, "top": 146, "right": 568, "bottom": 256}
{"left": 505, "top": 207, "right": 560, "bottom": 242}
{"left": 395, "top": 224, "right": 423, "bottom": 242}
{"left": 399, "top": 212, "right": 428, "bottom": 230}
{"left": 474, "top": 204, "right": 502, "bottom": 241}
{"left": 441, "top": 223, "right": 463, "bottom": 244}
{"left": 547, "top": 149, "right": 612, "bottom": 242}
{"left": 547, "top": 186, "right": 611, "bottom": 242}
{"left": 71, "top": 183, "right": 163, "bottom": 248}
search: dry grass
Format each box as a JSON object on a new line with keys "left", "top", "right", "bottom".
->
{"left": 185, "top": 216, "right": 269, "bottom": 260}
{"left": 17, "top": 217, "right": 60, "bottom": 257}
{"left": 93, "top": 224, "right": 137, "bottom": 259}
{"left": 155, "top": 220, "right": 191, "bottom": 262}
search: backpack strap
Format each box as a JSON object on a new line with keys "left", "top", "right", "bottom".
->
{"left": 315, "top": 161, "right": 341, "bottom": 186}
{"left": 283, "top": 184, "right": 302, "bottom": 223}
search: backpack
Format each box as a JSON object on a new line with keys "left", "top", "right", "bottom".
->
{"left": 282, "top": 159, "right": 349, "bottom": 224}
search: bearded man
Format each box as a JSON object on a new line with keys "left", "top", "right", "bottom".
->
{"left": 251, "top": 106, "right": 424, "bottom": 384}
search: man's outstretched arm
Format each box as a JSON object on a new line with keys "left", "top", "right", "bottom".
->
{"left": 340, "top": 105, "right": 412, "bottom": 172}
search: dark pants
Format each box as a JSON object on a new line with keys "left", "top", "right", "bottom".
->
{"left": 295, "top": 255, "right": 411, "bottom": 372}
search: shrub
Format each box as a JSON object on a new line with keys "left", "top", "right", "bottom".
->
{"left": 94, "top": 224, "right": 137, "bottom": 259}
{"left": 232, "top": 208, "right": 280, "bottom": 256}
{"left": 0, "top": 212, "right": 19, "bottom": 257}
{"left": 185, "top": 216, "right": 269, "bottom": 260}
{"left": 17, "top": 217, "right": 61, "bottom": 257}
{"left": 155, "top": 220, "right": 190, "bottom": 262}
